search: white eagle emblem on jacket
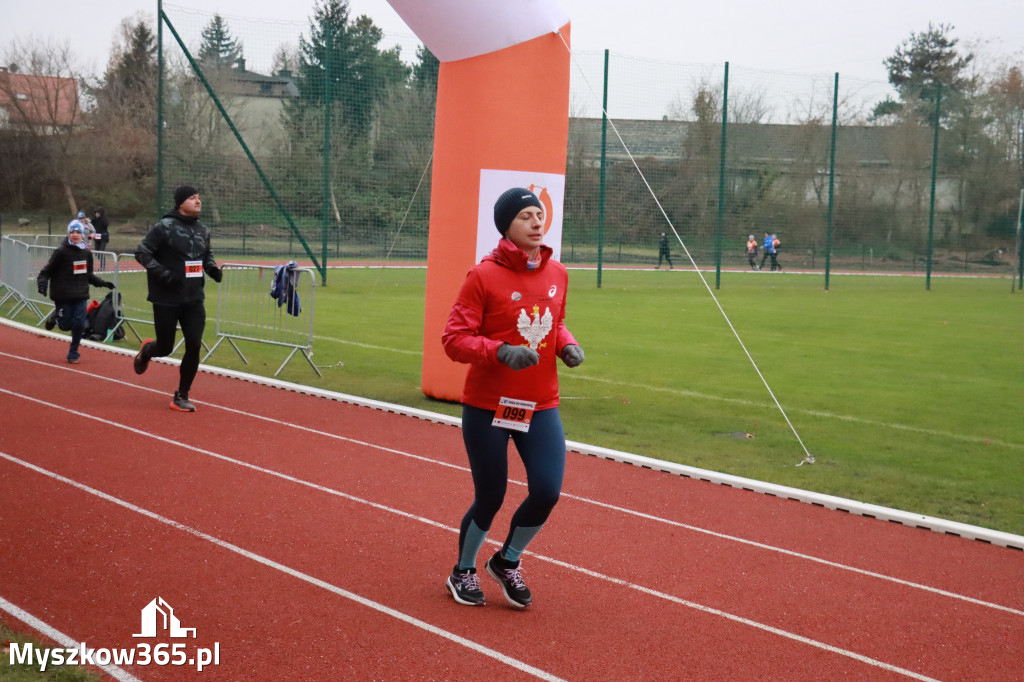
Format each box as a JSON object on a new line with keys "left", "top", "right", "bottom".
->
{"left": 517, "top": 305, "right": 553, "bottom": 350}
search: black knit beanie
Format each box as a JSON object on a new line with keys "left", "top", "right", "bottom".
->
{"left": 493, "top": 187, "right": 542, "bottom": 235}
{"left": 173, "top": 184, "right": 199, "bottom": 208}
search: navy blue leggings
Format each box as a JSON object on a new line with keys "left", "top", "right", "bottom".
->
{"left": 54, "top": 299, "right": 87, "bottom": 358}
{"left": 458, "top": 404, "right": 566, "bottom": 557}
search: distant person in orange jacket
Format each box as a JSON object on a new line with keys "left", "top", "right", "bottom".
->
{"left": 441, "top": 187, "right": 585, "bottom": 608}
{"left": 746, "top": 234, "right": 759, "bottom": 270}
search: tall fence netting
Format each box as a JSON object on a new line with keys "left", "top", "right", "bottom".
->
{"left": 157, "top": 5, "right": 1023, "bottom": 278}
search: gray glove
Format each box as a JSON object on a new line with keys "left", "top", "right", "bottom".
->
{"left": 560, "top": 344, "right": 585, "bottom": 368}
{"left": 497, "top": 343, "right": 540, "bottom": 371}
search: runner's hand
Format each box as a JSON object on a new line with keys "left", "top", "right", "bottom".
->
{"left": 560, "top": 344, "right": 585, "bottom": 368}
{"left": 497, "top": 344, "right": 540, "bottom": 371}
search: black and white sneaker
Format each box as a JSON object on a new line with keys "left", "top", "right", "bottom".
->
{"left": 446, "top": 566, "right": 485, "bottom": 606}
{"left": 485, "top": 551, "right": 532, "bottom": 608}
{"left": 134, "top": 339, "right": 153, "bottom": 375}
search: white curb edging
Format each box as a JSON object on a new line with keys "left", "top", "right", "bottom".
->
{"left": 5, "top": 317, "right": 1022, "bottom": 551}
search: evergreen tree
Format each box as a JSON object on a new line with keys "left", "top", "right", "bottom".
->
{"left": 411, "top": 44, "right": 439, "bottom": 96}
{"left": 82, "top": 19, "right": 159, "bottom": 213}
{"left": 92, "top": 20, "right": 158, "bottom": 133}
{"left": 198, "top": 14, "right": 244, "bottom": 70}
{"left": 286, "top": 0, "right": 408, "bottom": 138}
{"left": 872, "top": 23, "right": 974, "bottom": 124}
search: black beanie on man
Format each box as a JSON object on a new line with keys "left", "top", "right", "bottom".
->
{"left": 493, "top": 187, "right": 542, "bottom": 235}
{"left": 173, "top": 184, "right": 199, "bottom": 208}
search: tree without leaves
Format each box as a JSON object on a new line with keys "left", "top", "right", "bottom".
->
{"left": 986, "top": 65, "right": 1024, "bottom": 188}
{"left": 0, "top": 36, "right": 86, "bottom": 213}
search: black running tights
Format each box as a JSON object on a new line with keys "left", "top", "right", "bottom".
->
{"left": 149, "top": 300, "right": 206, "bottom": 396}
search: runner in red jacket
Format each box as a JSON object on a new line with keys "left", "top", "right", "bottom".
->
{"left": 442, "top": 187, "right": 585, "bottom": 608}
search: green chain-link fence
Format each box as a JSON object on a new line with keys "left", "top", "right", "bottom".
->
{"left": 157, "top": 2, "right": 432, "bottom": 284}
{"left": 156, "top": 4, "right": 1024, "bottom": 283}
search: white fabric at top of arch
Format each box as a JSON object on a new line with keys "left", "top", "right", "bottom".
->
{"left": 385, "top": 0, "right": 570, "bottom": 63}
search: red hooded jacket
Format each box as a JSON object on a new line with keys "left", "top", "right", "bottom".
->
{"left": 442, "top": 238, "right": 578, "bottom": 411}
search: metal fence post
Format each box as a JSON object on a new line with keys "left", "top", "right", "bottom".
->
{"left": 715, "top": 62, "right": 729, "bottom": 289}
{"left": 597, "top": 49, "right": 609, "bottom": 289}
{"left": 825, "top": 73, "right": 839, "bottom": 290}
{"left": 926, "top": 84, "right": 942, "bottom": 290}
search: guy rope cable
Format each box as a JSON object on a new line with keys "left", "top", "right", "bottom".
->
{"left": 555, "top": 31, "right": 816, "bottom": 467}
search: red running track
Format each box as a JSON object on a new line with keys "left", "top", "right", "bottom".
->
{"left": 1, "top": 323, "right": 1021, "bottom": 681}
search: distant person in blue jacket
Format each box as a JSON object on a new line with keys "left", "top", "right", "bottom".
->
{"left": 759, "top": 232, "right": 773, "bottom": 270}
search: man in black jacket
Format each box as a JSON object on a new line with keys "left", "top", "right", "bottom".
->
{"left": 133, "top": 185, "right": 222, "bottom": 412}
{"left": 37, "top": 223, "right": 115, "bottom": 363}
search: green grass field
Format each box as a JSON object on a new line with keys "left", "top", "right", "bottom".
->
{"left": 0, "top": 623, "right": 98, "bottom": 681}
{"left": 20, "top": 266, "right": 1024, "bottom": 536}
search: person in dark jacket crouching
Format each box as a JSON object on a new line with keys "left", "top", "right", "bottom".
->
{"left": 133, "top": 184, "right": 222, "bottom": 412}
{"left": 37, "top": 222, "right": 115, "bottom": 363}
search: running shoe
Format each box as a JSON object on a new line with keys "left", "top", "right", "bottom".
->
{"left": 170, "top": 391, "right": 196, "bottom": 412}
{"left": 134, "top": 339, "right": 153, "bottom": 375}
{"left": 485, "top": 551, "right": 532, "bottom": 608}
{"left": 67, "top": 354, "right": 80, "bottom": 364}
{"left": 446, "top": 566, "right": 486, "bottom": 606}
{"left": 44, "top": 311, "right": 57, "bottom": 331}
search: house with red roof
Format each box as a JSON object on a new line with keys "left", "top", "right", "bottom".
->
{"left": 0, "top": 66, "right": 80, "bottom": 132}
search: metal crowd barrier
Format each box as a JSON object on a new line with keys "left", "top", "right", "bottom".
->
{"left": 1, "top": 235, "right": 121, "bottom": 336}
{"left": 203, "top": 262, "right": 320, "bottom": 377}
{"left": 2, "top": 239, "right": 319, "bottom": 376}
{"left": 1, "top": 236, "right": 55, "bottom": 321}
{"left": 111, "top": 251, "right": 155, "bottom": 344}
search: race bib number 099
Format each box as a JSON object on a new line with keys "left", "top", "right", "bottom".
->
{"left": 491, "top": 397, "right": 537, "bottom": 433}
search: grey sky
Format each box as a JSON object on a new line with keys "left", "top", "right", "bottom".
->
{"left": 2, "top": 0, "right": 1021, "bottom": 116}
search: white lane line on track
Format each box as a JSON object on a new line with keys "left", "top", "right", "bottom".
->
{"left": 0, "top": 596, "right": 142, "bottom": 682}
{"left": 0, "top": 387, "right": 991, "bottom": 675}
{"left": 0, "top": 361, "right": 1021, "bottom": 618}
{"left": 0, "top": 448, "right": 940, "bottom": 682}
{"left": 0, "top": 451, "right": 566, "bottom": 682}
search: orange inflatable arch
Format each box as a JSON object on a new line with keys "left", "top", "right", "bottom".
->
{"left": 385, "top": 0, "right": 572, "bottom": 402}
